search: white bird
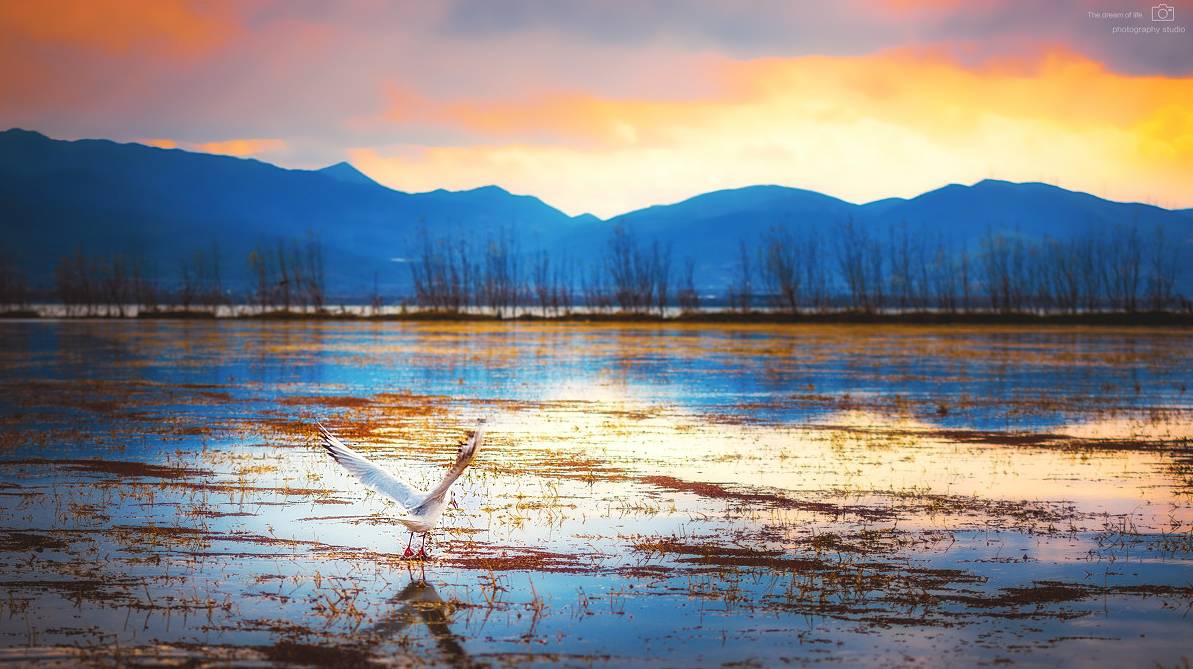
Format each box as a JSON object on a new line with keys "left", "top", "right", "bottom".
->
{"left": 317, "top": 419, "right": 485, "bottom": 558}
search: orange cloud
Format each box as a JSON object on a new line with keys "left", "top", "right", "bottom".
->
{"left": 196, "top": 138, "right": 286, "bottom": 157}
{"left": 137, "top": 137, "right": 286, "bottom": 158}
{"left": 0, "top": 0, "right": 244, "bottom": 114}
{"left": 0, "top": 0, "right": 237, "bottom": 58}
{"left": 367, "top": 48, "right": 1193, "bottom": 216}
{"left": 385, "top": 86, "right": 719, "bottom": 147}
{"left": 385, "top": 46, "right": 1193, "bottom": 147}
{"left": 133, "top": 135, "right": 286, "bottom": 157}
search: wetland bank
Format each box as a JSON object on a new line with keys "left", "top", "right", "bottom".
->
{"left": 0, "top": 319, "right": 1190, "bottom": 667}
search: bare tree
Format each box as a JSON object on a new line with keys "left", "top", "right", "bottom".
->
{"left": 102, "top": 254, "right": 129, "bottom": 317}
{"left": 979, "top": 230, "right": 1032, "bottom": 313}
{"left": 929, "top": 240, "right": 957, "bottom": 313}
{"left": 837, "top": 219, "right": 874, "bottom": 311}
{"left": 369, "top": 271, "right": 383, "bottom": 315}
{"left": 1146, "top": 225, "right": 1178, "bottom": 311}
{"left": 180, "top": 243, "right": 225, "bottom": 312}
{"left": 606, "top": 224, "right": 640, "bottom": 312}
{"left": 532, "top": 250, "right": 550, "bottom": 316}
{"left": 275, "top": 240, "right": 292, "bottom": 311}
{"left": 202, "top": 242, "right": 224, "bottom": 310}
{"left": 760, "top": 227, "right": 802, "bottom": 314}
{"left": 0, "top": 247, "right": 28, "bottom": 310}
{"left": 479, "top": 230, "right": 519, "bottom": 317}
{"left": 1105, "top": 225, "right": 1142, "bottom": 312}
{"left": 410, "top": 226, "right": 475, "bottom": 312}
{"left": 1044, "top": 237, "right": 1081, "bottom": 313}
{"left": 677, "top": 257, "right": 699, "bottom": 313}
{"left": 583, "top": 261, "right": 613, "bottom": 313}
{"left": 301, "top": 233, "right": 325, "bottom": 311}
{"left": 179, "top": 254, "right": 197, "bottom": 310}
{"left": 56, "top": 248, "right": 95, "bottom": 316}
{"left": 551, "top": 256, "right": 575, "bottom": 316}
{"left": 959, "top": 248, "right": 971, "bottom": 312}
{"left": 728, "top": 240, "right": 752, "bottom": 312}
{"left": 130, "top": 255, "right": 156, "bottom": 314}
{"left": 653, "top": 241, "right": 672, "bottom": 316}
{"left": 802, "top": 231, "right": 827, "bottom": 311}
{"left": 603, "top": 225, "right": 671, "bottom": 314}
{"left": 1077, "top": 237, "right": 1104, "bottom": 312}
{"left": 889, "top": 222, "right": 915, "bottom": 310}
{"left": 247, "top": 247, "right": 275, "bottom": 309}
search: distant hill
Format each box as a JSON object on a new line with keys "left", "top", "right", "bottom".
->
{"left": 871, "top": 179, "right": 1182, "bottom": 240}
{"left": 600, "top": 185, "right": 854, "bottom": 269}
{"left": 316, "top": 161, "right": 380, "bottom": 187}
{"left": 605, "top": 179, "right": 1192, "bottom": 288}
{"left": 0, "top": 129, "right": 584, "bottom": 295}
{"left": 1, "top": 128, "right": 1190, "bottom": 298}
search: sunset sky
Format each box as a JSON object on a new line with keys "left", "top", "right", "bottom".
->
{"left": 1, "top": 0, "right": 1190, "bottom": 217}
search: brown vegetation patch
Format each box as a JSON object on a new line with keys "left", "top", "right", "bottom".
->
{"left": 0, "top": 458, "right": 212, "bottom": 479}
{"left": 107, "top": 524, "right": 348, "bottom": 554}
{"left": 260, "top": 640, "right": 376, "bottom": 668}
{"left": 0, "top": 578, "right": 133, "bottom": 596}
{"left": 634, "top": 538, "right": 823, "bottom": 571}
{"left": 0, "top": 531, "right": 69, "bottom": 552}
{"left": 279, "top": 395, "right": 375, "bottom": 409}
{"left": 874, "top": 426, "right": 1188, "bottom": 453}
{"left": 446, "top": 547, "right": 588, "bottom": 573}
{"left": 686, "top": 554, "right": 827, "bottom": 570}
{"left": 617, "top": 565, "right": 677, "bottom": 578}
{"left": 634, "top": 538, "right": 781, "bottom": 559}
{"left": 164, "top": 481, "right": 331, "bottom": 497}
{"left": 914, "top": 429, "right": 1065, "bottom": 448}
{"left": 640, "top": 475, "right": 893, "bottom": 520}
{"left": 943, "top": 581, "right": 1094, "bottom": 609}
{"left": 1115, "top": 584, "right": 1193, "bottom": 598}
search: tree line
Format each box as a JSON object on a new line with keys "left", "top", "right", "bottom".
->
{"left": 3, "top": 221, "right": 1187, "bottom": 316}
{"left": 37, "top": 236, "right": 325, "bottom": 316}
{"left": 409, "top": 225, "right": 678, "bottom": 316}
{"left": 408, "top": 221, "right": 1186, "bottom": 315}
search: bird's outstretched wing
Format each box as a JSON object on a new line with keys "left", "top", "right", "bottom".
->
{"left": 317, "top": 423, "right": 425, "bottom": 512}
{"left": 421, "top": 418, "right": 486, "bottom": 506}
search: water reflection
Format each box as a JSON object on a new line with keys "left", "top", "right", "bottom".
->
{"left": 372, "top": 571, "right": 478, "bottom": 669}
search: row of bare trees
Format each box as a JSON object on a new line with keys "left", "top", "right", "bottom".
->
{"left": 0, "top": 247, "right": 29, "bottom": 308}
{"left": 247, "top": 234, "right": 326, "bottom": 311}
{"left": 178, "top": 243, "right": 224, "bottom": 311}
{"left": 411, "top": 227, "right": 584, "bottom": 317}
{"left": 408, "top": 229, "right": 560, "bottom": 316}
{"left": 604, "top": 226, "right": 671, "bottom": 315}
{"left": 411, "top": 225, "right": 676, "bottom": 316}
{"left": 38, "top": 235, "right": 326, "bottom": 316}
{"left": 743, "top": 221, "right": 1182, "bottom": 315}
{"left": 408, "top": 221, "right": 1185, "bottom": 315}
{"left": 9, "top": 221, "right": 1188, "bottom": 317}
{"left": 976, "top": 227, "right": 1177, "bottom": 314}
{"left": 52, "top": 249, "right": 157, "bottom": 316}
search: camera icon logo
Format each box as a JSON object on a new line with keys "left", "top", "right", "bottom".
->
{"left": 1152, "top": 3, "right": 1175, "bottom": 21}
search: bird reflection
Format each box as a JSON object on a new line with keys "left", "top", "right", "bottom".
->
{"left": 371, "top": 568, "right": 480, "bottom": 669}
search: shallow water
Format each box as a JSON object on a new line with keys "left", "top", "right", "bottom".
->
{"left": 0, "top": 320, "right": 1190, "bottom": 667}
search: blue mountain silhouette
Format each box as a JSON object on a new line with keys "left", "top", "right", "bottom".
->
{"left": 1, "top": 128, "right": 1189, "bottom": 296}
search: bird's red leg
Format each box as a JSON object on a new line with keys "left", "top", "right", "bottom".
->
{"left": 417, "top": 533, "right": 428, "bottom": 559}
{"left": 403, "top": 532, "right": 415, "bottom": 558}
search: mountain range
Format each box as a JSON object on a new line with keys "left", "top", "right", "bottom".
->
{"left": 1, "top": 128, "right": 1190, "bottom": 297}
